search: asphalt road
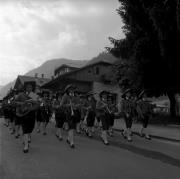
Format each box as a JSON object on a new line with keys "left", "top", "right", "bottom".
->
{"left": 0, "top": 118, "right": 180, "bottom": 179}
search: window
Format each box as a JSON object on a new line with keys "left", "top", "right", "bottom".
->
{"left": 65, "top": 68, "right": 69, "bottom": 73}
{"left": 95, "top": 67, "right": 100, "bottom": 75}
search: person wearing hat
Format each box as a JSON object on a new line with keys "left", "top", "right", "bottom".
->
{"left": 73, "top": 90, "right": 82, "bottom": 134}
{"left": 15, "top": 81, "right": 39, "bottom": 153}
{"left": 9, "top": 89, "right": 21, "bottom": 136}
{"left": 13, "top": 89, "right": 23, "bottom": 138}
{"left": 85, "top": 91, "right": 97, "bottom": 138}
{"left": 53, "top": 91, "right": 66, "bottom": 140}
{"left": 79, "top": 93, "right": 89, "bottom": 133}
{"left": 96, "top": 90, "right": 110, "bottom": 145}
{"left": 129, "top": 89, "right": 139, "bottom": 137}
{"left": 106, "top": 93, "right": 118, "bottom": 137}
{"left": 36, "top": 90, "right": 52, "bottom": 135}
{"left": 60, "top": 84, "right": 78, "bottom": 148}
{"left": 2, "top": 97, "right": 10, "bottom": 127}
{"left": 136, "top": 90, "right": 153, "bottom": 140}
{"left": 6, "top": 95, "right": 16, "bottom": 135}
{"left": 121, "top": 88, "right": 135, "bottom": 142}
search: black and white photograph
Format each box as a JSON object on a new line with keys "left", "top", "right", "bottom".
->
{"left": 0, "top": 0, "right": 180, "bottom": 178}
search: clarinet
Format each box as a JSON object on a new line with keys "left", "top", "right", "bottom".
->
{"left": 70, "top": 99, "right": 74, "bottom": 116}
{"left": 101, "top": 100, "right": 111, "bottom": 114}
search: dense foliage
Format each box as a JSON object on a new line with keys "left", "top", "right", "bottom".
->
{"left": 107, "top": 0, "right": 180, "bottom": 116}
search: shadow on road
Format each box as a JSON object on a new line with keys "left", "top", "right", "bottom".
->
{"left": 81, "top": 130, "right": 180, "bottom": 168}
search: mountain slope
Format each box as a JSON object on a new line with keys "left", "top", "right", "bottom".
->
{"left": 0, "top": 53, "right": 118, "bottom": 98}
{"left": 25, "top": 58, "right": 87, "bottom": 79}
{"left": 0, "top": 59, "right": 87, "bottom": 97}
{"left": 87, "top": 52, "right": 118, "bottom": 65}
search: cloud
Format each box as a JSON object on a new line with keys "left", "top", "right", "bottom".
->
{"left": 0, "top": 0, "right": 124, "bottom": 85}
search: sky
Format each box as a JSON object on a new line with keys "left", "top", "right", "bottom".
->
{"left": 0, "top": 0, "right": 124, "bottom": 86}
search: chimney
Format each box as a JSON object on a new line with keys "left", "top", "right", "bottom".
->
{"left": 35, "top": 73, "right": 38, "bottom": 78}
{"left": 41, "top": 74, "right": 44, "bottom": 78}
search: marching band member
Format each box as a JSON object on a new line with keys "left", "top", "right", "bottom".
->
{"left": 96, "top": 91, "right": 110, "bottom": 145}
{"left": 129, "top": 90, "right": 138, "bottom": 136}
{"left": 9, "top": 90, "right": 16, "bottom": 134}
{"left": 121, "top": 89, "right": 134, "bottom": 142}
{"left": 107, "top": 94, "right": 118, "bottom": 137}
{"left": 13, "top": 90, "right": 22, "bottom": 138}
{"left": 74, "top": 91, "right": 82, "bottom": 134}
{"left": 7, "top": 98, "right": 14, "bottom": 134}
{"left": 79, "top": 94, "right": 89, "bottom": 133}
{"left": 15, "top": 81, "right": 39, "bottom": 153}
{"left": 2, "top": 97, "right": 10, "bottom": 127}
{"left": 136, "top": 90, "right": 153, "bottom": 140}
{"left": 36, "top": 95, "right": 42, "bottom": 133}
{"left": 85, "top": 91, "right": 96, "bottom": 138}
{"left": 36, "top": 90, "right": 52, "bottom": 135}
{"left": 60, "top": 84, "right": 77, "bottom": 148}
{"left": 53, "top": 92, "right": 65, "bottom": 140}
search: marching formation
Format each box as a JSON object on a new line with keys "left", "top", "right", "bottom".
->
{"left": 1, "top": 81, "right": 154, "bottom": 153}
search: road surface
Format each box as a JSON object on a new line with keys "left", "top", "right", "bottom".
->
{"left": 0, "top": 118, "right": 180, "bottom": 179}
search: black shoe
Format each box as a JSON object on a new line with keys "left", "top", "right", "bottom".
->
{"left": 139, "top": 133, "right": 145, "bottom": 138}
{"left": 43, "top": 132, "right": 47, "bottom": 135}
{"left": 145, "top": 135, "right": 151, "bottom": 140}
{"left": 58, "top": 137, "right": 63, "bottom": 141}
{"left": 66, "top": 139, "right": 70, "bottom": 144}
{"left": 23, "top": 148, "right": 29, "bottom": 153}
{"left": 70, "top": 144, "right": 75, "bottom": 148}
{"left": 88, "top": 135, "right": 93, "bottom": 138}
{"left": 85, "top": 131, "right": 89, "bottom": 136}
{"left": 15, "top": 135, "right": 19, "bottom": 139}
{"left": 103, "top": 140, "right": 109, "bottom": 145}
{"left": 121, "top": 132, "right": 126, "bottom": 139}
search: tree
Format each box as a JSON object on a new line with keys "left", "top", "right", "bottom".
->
{"left": 107, "top": 0, "right": 180, "bottom": 117}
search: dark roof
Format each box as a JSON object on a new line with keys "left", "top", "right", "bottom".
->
{"left": 43, "top": 61, "right": 112, "bottom": 88}
{"left": 17, "top": 75, "right": 51, "bottom": 87}
{"left": 59, "top": 61, "right": 112, "bottom": 79}
{"left": 54, "top": 64, "right": 81, "bottom": 75}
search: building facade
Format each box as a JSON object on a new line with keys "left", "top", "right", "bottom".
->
{"left": 42, "top": 61, "right": 122, "bottom": 104}
{"left": 54, "top": 64, "right": 79, "bottom": 78}
{"left": 14, "top": 75, "right": 51, "bottom": 93}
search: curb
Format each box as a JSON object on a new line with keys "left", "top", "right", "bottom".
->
{"left": 113, "top": 128, "right": 180, "bottom": 143}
